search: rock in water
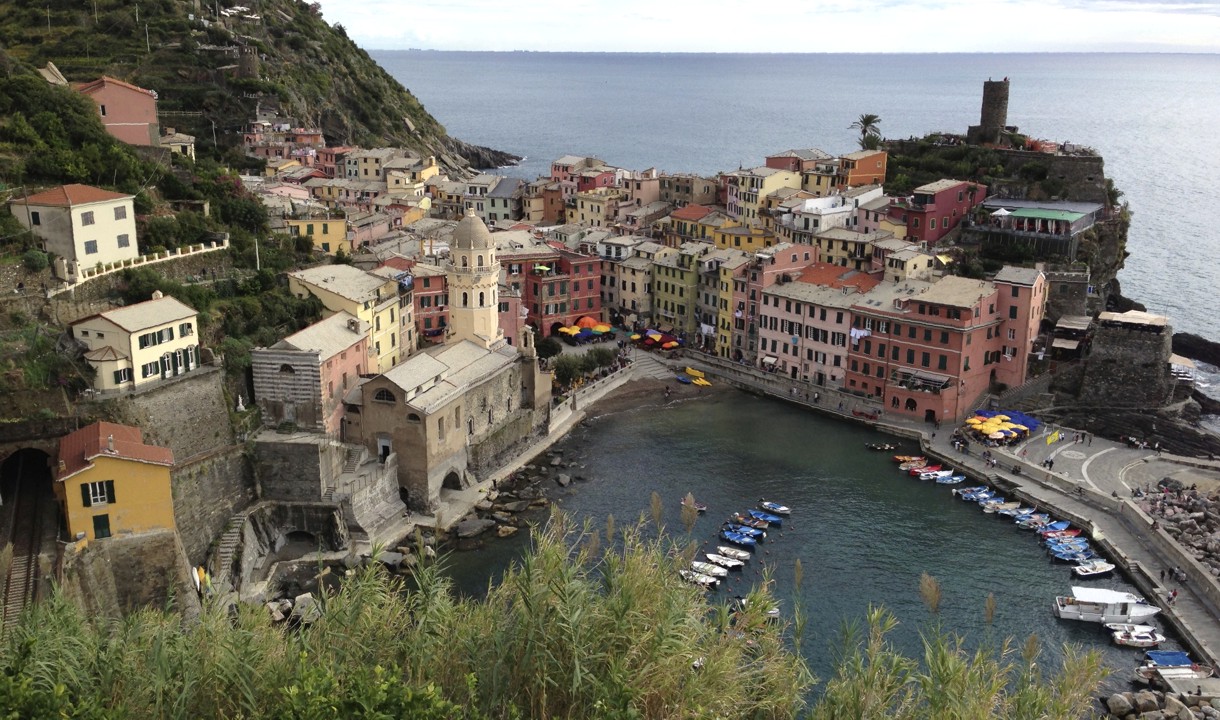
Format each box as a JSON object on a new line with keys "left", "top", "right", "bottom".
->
{"left": 497, "top": 525, "right": 519, "bottom": 538}
{"left": 1133, "top": 689, "right": 1160, "bottom": 713}
{"left": 556, "top": 474, "right": 571, "bottom": 487}
{"left": 1106, "top": 693, "right": 1134, "bottom": 716}
{"left": 455, "top": 518, "right": 496, "bottom": 538}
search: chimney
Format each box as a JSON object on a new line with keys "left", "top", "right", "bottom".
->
{"left": 58, "top": 459, "right": 66, "bottom": 473}
{"left": 165, "top": 127, "right": 176, "bottom": 135}
{"left": 107, "top": 434, "right": 115, "bottom": 453}
{"left": 151, "top": 290, "right": 164, "bottom": 300}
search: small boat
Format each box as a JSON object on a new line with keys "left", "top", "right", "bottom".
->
{"left": 680, "top": 497, "right": 708, "bottom": 513}
{"left": 748, "top": 509, "right": 783, "bottom": 526}
{"left": 679, "top": 569, "right": 719, "bottom": 588}
{"left": 692, "top": 378, "right": 712, "bottom": 387}
{"left": 1017, "top": 514, "right": 1051, "bottom": 529}
{"left": 1052, "top": 549, "right": 1098, "bottom": 563}
{"left": 1113, "top": 628, "right": 1167, "bottom": 648}
{"left": 899, "top": 460, "right": 929, "bottom": 471}
{"left": 1041, "top": 528, "right": 1082, "bottom": 539}
{"left": 758, "top": 501, "right": 790, "bottom": 516}
{"left": 1135, "top": 651, "right": 1214, "bottom": 687}
{"left": 691, "top": 561, "right": 728, "bottom": 578}
{"left": 1000, "top": 506, "right": 1037, "bottom": 518}
{"left": 1037, "top": 521, "right": 1072, "bottom": 535}
{"left": 1046, "top": 540, "right": 1091, "bottom": 554}
{"left": 675, "top": 375, "right": 693, "bottom": 384}
{"left": 716, "top": 545, "right": 752, "bottom": 561}
{"left": 723, "top": 523, "right": 765, "bottom": 539}
{"left": 918, "top": 469, "right": 953, "bottom": 481}
{"left": 1053, "top": 586, "right": 1160, "bottom": 624}
{"left": 1104, "top": 622, "right": 1160, "bottom": 635}
{"left": 719, "top": 530, "right": 757, "bottom": 548}
{"left": 866, "top": 442, "right": 897, "bottom": 451}
{"left": 936, "top": 475, "right": 967, "bottom": 485}
{"left": 960, "top": 489, "right": 995, "bottom": 502}
{"left": 978, "top": 495, "right": 1006, "bottom": 507}
{"left": 894, "top": 455, "right": 925, "bottom": 464}
{"left": 909, "top": 464, "right": 942, "bottom": 476}
{"left": 984, "top": 501, "right": 1021, "bottom": 515}
{"left": 729, "top": 513, "right": 769, "bottom": 529}
{"left": 705, "top": 553, "right": 745, "bottom": 570}
{"left": 1073, "top": 561, "right": 1112, "bottom": 578}
{"left": 953, "top": 486, "right": 988, "bottom": 497}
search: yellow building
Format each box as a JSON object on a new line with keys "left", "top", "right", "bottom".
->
{"left": 816, "top": 227, "right": 875, "bottom": 271}
{"left": 713, "top": 225, "right": 776, "bottom": 253}
{"left": 569, "top": 187, "right": 623, "bottom": 228}
{"left": 71, "top": 293, "right": 201, "bottom": 393}
{"left": 286, "top": 217, "right": 350, "bottom": 254}
{"left": 265, "top": 158, "right": 302, "bottom": 177}
{"left": 715, "top": 253, "right": 750, "bottom": 358}
{"left": 652, "top": 242, "right": 710, "bottom": 335}
{"left": 9, "top": 184, "right": 139, "bottom": 282}
{"left": 288, "top": 264, "right": 404, "bottom": 372}
{"left": 55, "top": 421, "right": 175, "bottom": 545}
{"left": 800, "top": 158, "right": 843, "bottom": 196}
{"left": 725, "top": 167, "right": 800, "bottom": 227}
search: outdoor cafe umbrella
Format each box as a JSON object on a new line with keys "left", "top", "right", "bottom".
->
{"left": 594, "top": 324, "right": 612, "bottom": 333}
{"left": 662, "top": 341, "right": 679, "bottom": 349}
{"left": 630, "top": 334, "right": 641, "bottom": 340}
{"left": 988, "top": 431, "right": 1006, "bottom": 439}
{"left": 577, "top": 316, "right": 600, "bottom": 329}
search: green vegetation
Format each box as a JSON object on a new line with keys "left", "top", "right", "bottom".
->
{"left": 552, "top": 346, "right": 617, "bottom": 387}
{"left": 0, "top": 512, "right": 1106, "bottom": 718}
{"left": 535, "top": 335, "right": 563, "bottom": 360}
{"left": 850, "top": 113, "right": 882, "bottom": 150}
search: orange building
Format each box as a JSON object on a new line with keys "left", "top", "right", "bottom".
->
{"left": 74, "top": 77, "right": 159, "bottom": 147}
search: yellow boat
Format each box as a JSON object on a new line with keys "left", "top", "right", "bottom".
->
{"left": 693, "top": 378, "right": 711, "bottom": 387}
{"left": 685, "top": 367, "right": 705, "bottom": 379}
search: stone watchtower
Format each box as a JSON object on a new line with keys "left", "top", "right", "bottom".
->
{"left": 1077, "top": 311, "right": 1173, "bottom": 408}
{"left": 967, "top": 78, "right": 1010, "bottom": 145}
{"left": 447, "top": 209, "right": 504, "bottom": 350}
{"left": 238, "top": 45, "right": 260, "bottom": 80}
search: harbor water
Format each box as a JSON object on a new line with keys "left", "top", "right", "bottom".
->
{"left": 443, "top": 390, "right": 1182, "bottom": 693}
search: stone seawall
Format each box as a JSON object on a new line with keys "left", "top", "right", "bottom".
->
{"left": 172, "top": 446, "right": 256, "bottom": 565}
{"left": 60, "top": 529, "right": 201, "bottom": 620}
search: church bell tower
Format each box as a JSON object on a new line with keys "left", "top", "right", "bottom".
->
{"left": 447, "top": 209, "right": 503, "bottom": 350}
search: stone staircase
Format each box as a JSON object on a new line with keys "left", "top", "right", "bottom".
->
{"left": 342, "top": 446, "right": 363, "bottom": 474}
{"left": 632, "top": 352, "right": 674, "bottom": 380}
{"left": 211, "top": 510, "right": 249, "bottom": 591}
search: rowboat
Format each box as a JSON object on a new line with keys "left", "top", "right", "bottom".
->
{"left": 1017, "top": 513, "right": 1051, "bottom": 529}
{"left": 893, "top": 455, "right": 925, "bottom": 463}
{"left": 866, "top": 442, "right": 897, "bottom": 451}
{"left": 1041, "top": 528, "right": 1082, "bottom": 539}
{"left": 758, "top": 501, "right": 790, "bottom": 516}
{"left": 716, "top": 545, "right": 751, "bottom": 561}
{"left": 936, "top": 475, "right": 967, "bottom": 485}
{"left": 1037, "top": 521, "right": 1072, "bottom": 535}
{"left": 705, "top": 553, "right": 745, "bottom": 570}
{"left": 984, "top": 501, "right": 1021, "bottom": 515}
{"left": 723, "top": 523, "right": 765, "bottom": 539}
{"left": 978, "top": 496, "right": 1007, "bottom": 507}
{"left": 909, "top": 464, "right": 942, "bottom": 476}
{"left": 960, "top": 489, "right": 995, "bottom": 502}
{"left": 679, "top": 569, "right": 719, "bottom": 589}
{"left": 953, "top": 486, "right": 988, "bottom": 497}
{"left": 1135, "top": 651, "right": 1214, "bottom": 687}
{"left": 729, "top": 513, "right": 768, "bottom": 529}
{"left": 1105, "top": 623, "right": 1160, "bottom": 635}
{"left": 1113, "top": 628, "right": 1166, "bottom": 648}
{"left": 918, "top": 469, "right": 953, "bottom": 481}
{"left": 719, "top": 530, "right": 757, "bottom": 548}
{"left": 748, "top": 509, "right": 783, "bottom": 526}
{"left": 899, "top": 460, "right": 929, "bottom": 471}
{"left": 691, "top": 561, "right": 728, "bottom": 578}
{"left": 1045, "top": 538, "right": 1090, "bottom": 552}
{"left": 1072, "top": 559, "right": 1116, "bottom": 578}
{"left": 680, "top": 497, "right": 708, "bottom": 513}
{"left": 1052, "top": 548, "right": 1098, "bottom": 563}
{"left": 1000, "top": 506, "right": 1037, "bottom": 518}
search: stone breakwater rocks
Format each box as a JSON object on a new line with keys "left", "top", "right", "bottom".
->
{"left": 1142, "top": 485, "right": 1220, "bottom": 579}
{"left": 1104, "top": 688, "right": 1217, "bottom": 719}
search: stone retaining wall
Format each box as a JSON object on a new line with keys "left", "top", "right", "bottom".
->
{"left": 172, "top": 446, "right": 256, "bottom": 565}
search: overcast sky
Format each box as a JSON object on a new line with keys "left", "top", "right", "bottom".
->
{"left": 313, "top": 0, "right": 1220, "bottom": 53}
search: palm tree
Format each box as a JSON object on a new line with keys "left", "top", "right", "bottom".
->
{"left": 849, "top": 113, "right": 881, "bottom": 147}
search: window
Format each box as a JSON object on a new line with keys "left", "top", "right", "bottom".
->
{"left": 1008, "top": 328, "right": 1016, "bottom": 340}
{"left": 938, "top": 355, "right": 947, "bottom": 370}
{"left": 906, "top": 349, "right": 915, "bottom": 364}
{"left": 921, "top": 352, "right": 930, "bottom": 367}
{"left": 1011, "top": 286, "right": 1020, "bottom": 298}
{"left": 924, "top": 329, "right": 932, "bottom": 342}
{"left": 117, "top": 233, "right": 130, "bottom": 248}
{"left": 114, "top": 206, "right": 127, "bottom": 221}
{"left": 373, "top": 388, "right": 396, "bottom": 403}
{"left": 31, "top": 211, "right": 41, "bottom": 226}
{"left": 113, "top": 368, "right": 132, "bottom": 384}
{"left": 81, "top": 211, "right": 95, "bottom": 226}
{"left": 81, "top": 479, "right": 116, "bottom": 507}
{"left": 1009, "top": 306, "right": 1018, "bottom": 319}
{"left": 141, "top": 360, "right": 160, "bottom": 378}
{"left": 92, "top": 514, "right": 111, "bottom": 539}
{"left": 940, "top": 331, "right": 949, "bottom": 344}
{"left": 84, "top": 240, "right": 98, "bottom": 255}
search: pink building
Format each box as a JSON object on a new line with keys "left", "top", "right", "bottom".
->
{"left": 317, "top": 147, "right": 355, "bottom": 179}
{"left": 842, "top": 268, "right": 1045, "bottom": 422}
{"left": 74, "top": 77, "right": 159, "bottom": 146}
{"left": 251, "top": 312, "right": 370, "bottom": 437}
{"left": 729, "top": 243, "right": 819, "bottom": 361}
{"left": 757, "top": 263, "right": 881, "bottom": 383}
{"left": 498, "top": 285, "right": 525, "bottom": 347}
{"left": 381, "top": 258, "right": 449, "bottom": 347}
{"left": 888, "top": 179, "right": 986, "bottom": 247}
{"left": 764, "top": 148, "right": 832, "bottom": 173}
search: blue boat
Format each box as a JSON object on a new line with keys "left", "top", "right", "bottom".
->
{"left": 675, "top": 375, "right": 693, "bottom": 384}
{"left": 723, "top": 523, "right": 765, "bottom": 540}
{"left": 1052, "top": 549, "right": 1098, "bottom": 563}
{"left": 1038, "top": 520, "right": 1072, "bottom": 535}
{"left": 748, "top": 509, "right": 782, "bottom": 526}
{"left": 1045, "top": 538, "right": 1090, "bottom": 550}
{"left": 1017, "top": 513, "right": 1050, "bottom": 528}
{"left": 936, "top": 475, "right": 967, "bottom": 485}
{"left": 962, "top": 490, "right": 996, "bottom": 502}
{"left": 1047, "top": 542, "right": 1092, "bottom": 556}
{"left": 953, "top": 486, "right": 988, "bottom": 496}
{"left": 978, "top": 496, "right": 1006, "bottom": 506}
{"left": 1002, "top": 506, "right": 1037, "bottom": 518}
{"left": 720, "top": 529, "right": 757, "bottom": 548}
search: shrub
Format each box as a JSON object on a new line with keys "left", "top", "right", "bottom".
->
{"left": 21, "top": 249, "right": 48, "bottom": 272}
{"left": 535, "top": 336, "right": 562, "bottom": 360}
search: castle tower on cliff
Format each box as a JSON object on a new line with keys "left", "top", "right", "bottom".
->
{"left": 447, "top": 209, "right": 504, "bottom": 350}
{"left": 967, "top": 78, "right": 1011, "bottom": 145}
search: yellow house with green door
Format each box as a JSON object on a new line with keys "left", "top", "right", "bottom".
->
{"left": 55, "top": 421, "right": 175, "bottom": 545}
{"left": 286, "top": 217, "right": 350, "bottom": 255}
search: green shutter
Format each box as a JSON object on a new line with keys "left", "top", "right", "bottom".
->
{"left": 105, "top": 480, "right": 116, "bottom": 504}
{"left": 80, "top": 483, "right": 91, "bottom": 508}
{"left": 113, "top": 370, "right": 124, "bottom": 384}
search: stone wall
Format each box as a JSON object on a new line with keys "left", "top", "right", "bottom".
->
{"left": 1078, "top": 322, "right": 1173, "bottom": 407}
{"left": 59, "top": 529, "right": 201, "bottom": 619}
{"left": 235, "top": 503, "right": 348, "bottom": 596}
{"left": 1043, "top": 269, "right": 1090, "bottom": 321}
{"left": 250, "top": 346, "right": 324, "bottom": 432}
{"left": 172, "top": 446, "right": 257, "bottom": 565}
{"left": 468, "top": 408, "right": 545, "bottom": 479}
{"left": 993, "top": 151, "right": 1108, "bottom": 204}
{"left": 252, "top": 435, "right": 335, "bottom": 502}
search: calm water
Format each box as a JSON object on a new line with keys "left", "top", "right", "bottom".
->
{"left": 375, "top": 51, "right": 1220, "bottom": 338}
{"left": 444, "top": 392, "right": 1179, "bottom": 693}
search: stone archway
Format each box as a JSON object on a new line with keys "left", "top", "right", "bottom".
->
{"left": 442, "top": 470, "right": 463, "bottom": 491}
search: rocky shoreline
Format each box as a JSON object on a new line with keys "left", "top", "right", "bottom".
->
{"left": 1142, "top": 482, "right": 1220, "bottom": 580}
{"left": 1103, "top": 688, "right": 1218, "bottom": 720}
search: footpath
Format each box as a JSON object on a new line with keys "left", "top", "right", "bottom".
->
{"left": 676, "top": 350, "right": 1220, "bottom": 676}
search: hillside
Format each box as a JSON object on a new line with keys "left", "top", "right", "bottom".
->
{"left": 0, "top": 0, "right": 518, "bottom": 172}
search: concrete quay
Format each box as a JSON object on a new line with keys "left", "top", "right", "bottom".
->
{"left": 677, "top": 350, "right": 1220, "bottom": 673}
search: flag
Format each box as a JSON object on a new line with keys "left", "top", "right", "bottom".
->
{"left": 1046, "top": 431, "right": 1060, "bottom": 445}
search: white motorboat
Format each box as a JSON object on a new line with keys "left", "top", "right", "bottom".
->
{"left": 1071, "top": 559, "right": 1116, "bottom": 578}
{"left": 716, "top": 545, "right": 752, "bottom": 561}
{"left": 758, "top": 500, "right": 791, "bottom": 515}
{"left": 691, "top": 561, "right": 728, "bottom": 578}
{"left": 1112, "top": 628, "right": 1167, "bottom": 648}
{"left": 1104, "top": 623, "right": 1159, "bottom": 635}
{"left": 1053, "top": 586, "right": 1160, "bottom": 624}
{"left": 705, "top": 553, "right": 745, "bottom": 570}
{"left": 984, "top": 501, "right": 1021, "bottom": 515}
{"left": 679, "top": 569, "right": 719, "bottom": 589}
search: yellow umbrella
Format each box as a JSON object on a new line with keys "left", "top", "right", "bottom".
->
{"left": 1010, "top": 424, "right": 1029, "bottom": 431}
{"left": 994, "top": 414, "right": 1010, "bottom": 421}
{"left": 966, "top": 418, "right": 983, "bottom": 424}
{"left": 630, "top": 334, "right": 641, "bottom": 340}
{"left": 594, "top": 324, "right": 612, "bottom": 333}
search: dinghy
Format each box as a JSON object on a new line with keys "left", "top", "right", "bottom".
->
{"left": 723, "top": 523, "right": 765, "bottom": 540}
{"left": 1113, "top": 628, "right": 1167, "bottom": 648}
{"left": 691, "top": 561, "right": 728, "bottom": 578}
{"left": 1072, "top": 559, "right": 1116, "bottom": 578}
{"left": 984, "top": 501, "right": 1021, "bottom": 515}
{"left": 728, "top": 513, "right": 768, "bottom": 529}
{"left": 716, "top": 545, "right": 751, "bottom": 561}
{"left": 705, "top": 553, "right": 745, "bottom": 570}
{"left": 719, "top": 530, "right": 757, "bottom": 548}
{"left": 936, "top": 474, "right": 967, "bottom": 485}
{"left": 758, "top": 500, "right": 791, "bottom": 515}
{"left": 679, "top": 569, "right": 719, "bottom": 588}
{"left": 1135, "top": 651, "right": 1214, "bottom": 687}
{"left": 680, "top": 497, "right": 708, "bottom": 513}
{"left": 748, "top": 509, "right": 783, "bottom": 526}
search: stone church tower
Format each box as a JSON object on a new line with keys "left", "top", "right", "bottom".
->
{"left": 447, "top": 209, "right": 504, "bottom": 350}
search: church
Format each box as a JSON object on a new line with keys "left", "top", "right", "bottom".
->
{"left": 343, "top": 210, "right": 551, "bottom": 511}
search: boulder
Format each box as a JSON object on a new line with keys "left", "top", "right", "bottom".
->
{"left": 455, "top": 518, "right": 496, "bottom": 538}
{"left": 423, "top": 546, "right": 436, "bottom": 560}
{"left": 497, "top": 525, "right": 519, "bottom": 538}
{"left": 1134, "top": 690, "right": 1161, "bottom": 713}
{"left": 1163, "top": 695, "right": 1189, "bottom": 719}
{"left": 499, "top": 500, "right": 531, "bottom": 513}
{"left": 265, "top": 601, "right": 285, "bottom": 623}
{"left": 491, "top": 512, "right": 513, "bottom": 524}
{"left": 475, "top": 499, "right": 494, "bottom": 512}
{"left": 529, "top": 498, "right": 550, "bottom": 508}
{"left": 291, "top": 593, "right": 321, "bottom": 624}
{"left": 377, "top": 551, "right": 404, "bottom": 570}
{"left": 550, "top": 457, "right": 564, "bottom": 467}
{"left": 1107, "top": 693, "right": 1135, "bottom": 716}
{"left": 556, "top": 474, "right": 572, "bottom": 487}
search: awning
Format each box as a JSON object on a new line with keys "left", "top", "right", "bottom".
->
{"left": 762, "top": 356, "right": 778, "bottom": 365}
{"left": 1051, "top": 338, "right": 1081, "bottom": 350}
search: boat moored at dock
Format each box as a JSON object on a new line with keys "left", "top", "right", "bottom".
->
{"left": 1053, "top": 586, "right": 1160, "bottom": 624}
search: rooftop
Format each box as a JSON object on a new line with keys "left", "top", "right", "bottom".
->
{"left": 914, "top": 179, "right": 971, "bottom": 194}
{"left": 382, "top": 340, "right": 518, "bottom": 413}
{"left": 75, "top": 295, "right": 196, "bottom": 333}
{"left": 919, "top": 275, "right": 997, "bottom": 308}
{"left": 270, "top": 312, "right": 368, "bottom": 360}
{"left": 289, "top": 264, "right": 393, "bottom": 303}
{"left": 993, "top": 266, "right": 1045, "bottom": 286}
{"left": 20, "top": 184, "right": 131, "bottom": 207}
{"left": 57, "top": 421, "right": 174, "bottom": 482}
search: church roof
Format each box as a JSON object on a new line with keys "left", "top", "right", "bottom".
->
{"left": 452, "top": 208, "right": 493, "bottom": 251}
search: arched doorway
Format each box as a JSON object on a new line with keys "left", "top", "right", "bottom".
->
{"left": 442, "top": 470, "right": 463, "bottom": 491}
{"left": 549, "top": 322, "right": 564, "bottom": 337}
{"left": 905, "top": 398, "right": 918, "bottom": 412}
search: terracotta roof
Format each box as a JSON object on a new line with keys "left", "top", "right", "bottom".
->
{"left": 21, "top": 184, "right": 132, "bottom": 207}
{"left": 74, "top": 76, "right": 157, "bottom": 98}
{"left": 797, "top": 262, "right": 883, "bottom": 293}
{"left": 83, "top": 346, "right": 126, "bottom": 362}
{"left": 56, "top": 421, "right": 174, "bottom": 482}
{"left": 670, "top": 204, "right": 714, "bottom": 221}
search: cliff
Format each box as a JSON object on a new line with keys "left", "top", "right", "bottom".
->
{"left": 0, "top": 0, "right": 518, "bottom": 173}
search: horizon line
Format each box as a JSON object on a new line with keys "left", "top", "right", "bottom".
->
{"left": 366, "top": 48, "right": 1220, "bottom": 56}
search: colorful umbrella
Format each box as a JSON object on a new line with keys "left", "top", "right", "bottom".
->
{"left": 577, "top": 316, "right": 600, "bottom": 329}
{"left": 630, "top": 334, "right": 641, "bottom": 340}
{"left": 988, "top": 431, "right": 1006, "bottom": 439}
{"left": 662, "top": 341, "right": 678, "bottom": 349}
{"left": 593, "top": 324, "right": 612, "bottom": 333}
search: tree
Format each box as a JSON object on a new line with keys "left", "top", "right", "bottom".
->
{"left": 535, "top": 336, "right": 562, "bottom": 360}
{"left": 22, "top": 249, "right": 48, "bottom": 272}
{"left": 552, "top": 354, "right": 585, "bottom": 387}
{"left": 850, "top": 113, "right": 881, "bottom": 148}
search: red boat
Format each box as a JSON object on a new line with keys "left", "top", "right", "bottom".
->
{"left": 909, "top": 464, "right": 941, "bottom": 475}
{"left": 1041, "top": 528, "right": 1082, "bottom": 539}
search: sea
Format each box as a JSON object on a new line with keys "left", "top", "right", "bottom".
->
{"left": 373, "top": 50, "right": 1220, "bottom": 427}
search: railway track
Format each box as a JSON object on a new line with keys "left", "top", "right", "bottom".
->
{"left": 2, "top": 453, "right": 44, "bottom": 630}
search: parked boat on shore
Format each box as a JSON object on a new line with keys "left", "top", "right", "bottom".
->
{"left": 1053, "top": 586, "right": 1160, "bottom": 624}
{"left": 1135, "top": 650, "right": 1215, "bottom": 687}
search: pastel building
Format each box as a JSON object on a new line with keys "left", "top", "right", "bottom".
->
{"left": 251, "top": 312, "right": 370, "bottom": 436}
{"left": 888, "top": 180, "right": 986, "bottom": 246}
{"left": 74, "top": 76, "right": 159, "bottom": 146}
{"left": 725, "top": 167, "right": 801, "bottom": 227}
{"left": 727, "top": 243, "right": 818, "bottom": 361}
{"left": 286, "top": 217, "right": 350, "bottom": 255}
{"left": 55, "top": 421, "right": 175, "bottom": 545}
{"left": 288, "top": 264, "right": 405, "bottom": 373}
{"left": 71, "top": 294, "right": 201, "bottom": 393}
{"left": 10, "top": 184, "right": 138, "bottom": 281}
